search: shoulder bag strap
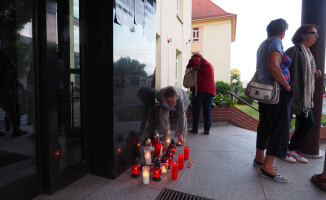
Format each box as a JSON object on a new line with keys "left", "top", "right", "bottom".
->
{"left": 254, "top": 38, "right": 274, "bottom": 81}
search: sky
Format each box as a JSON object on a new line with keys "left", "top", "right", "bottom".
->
{"left": 211, "top": 0, "right": 302, "bottom": 83}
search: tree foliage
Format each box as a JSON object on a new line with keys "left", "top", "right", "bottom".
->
{"left": 113, "top": 57, "right": 147, "bottom": 77}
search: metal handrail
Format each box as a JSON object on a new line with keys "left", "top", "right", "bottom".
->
{"left": 226, "top": 91, "right": 259, "bottom": 112}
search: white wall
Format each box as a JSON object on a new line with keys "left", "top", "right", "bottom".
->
{"left": 155, "top": 0, "right": 192, "bottom": 90}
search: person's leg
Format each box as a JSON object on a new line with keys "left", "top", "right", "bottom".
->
{"left": 191, "top": 91, "right": 203, "bottom": 132}
{"left": 288, "top": 108, "right": 315, "bottom": 151}
{"left": 202, "top": 93, "right": 213, "bottom": 133}
{"left": 254, "top": 102, "right": 270, "bottom": 163}
{"left": 311, "top": 156, "right": 326, "bottom": 192}
{"left": 159, "top": 107, "right": 170, "bottom": 136}
{"left": 262, "top": 155, "right": 276, "bottom": 175}
{"left": 266, "top": 91, "right": 292, "bottom": 159}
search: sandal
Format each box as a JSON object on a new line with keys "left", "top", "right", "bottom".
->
{"left": 259, "top": 168, "right": 287, "bottom": 183}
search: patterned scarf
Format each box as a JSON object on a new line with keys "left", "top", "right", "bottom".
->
{"left": 301, "top": 43, "right": 316, "bottom": 117}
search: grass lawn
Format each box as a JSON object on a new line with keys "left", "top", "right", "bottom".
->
{"left": 234, "top": 103, "right": 298, "bottom": 131}
{"left": 234, "top": 103, "right": 259, "bottom": 120}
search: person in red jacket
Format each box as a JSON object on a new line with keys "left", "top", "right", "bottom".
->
{"left": 187, "top": 53, "right": 216, "bottom": 135}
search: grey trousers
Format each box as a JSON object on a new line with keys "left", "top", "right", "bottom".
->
{"left": 159, "top": 107, "right": 188, "bottom": 138}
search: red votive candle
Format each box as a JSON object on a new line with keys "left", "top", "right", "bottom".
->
{"left": 178, "top": 154, "right": 184, "bottom": 170}
{"left": 184, "top": 146, "right": 189, "bottom": 160}
{"left": 131, "top": 163, "right": 141, "bottom": 178}
{"left": 172, "top": 162, "right": 178, "bottom": 180}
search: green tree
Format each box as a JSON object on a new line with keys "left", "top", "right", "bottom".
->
{"left": 113, "top": 57, "right": 147, "bottom": 77}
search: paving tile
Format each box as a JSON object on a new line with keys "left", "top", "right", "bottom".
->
{"left": 261, "top": 156, "right": 326, "bottom": 200}
{"left": 173, "top": 151, "right": 266, "bottom": 200}
{"left": 31, "top": 122, "right": 326, "bottom": 200}
{"left": 32, "top": 174, "right": 109, "bottom": 200}
{"left": 84, "top": 179, "right": 160, "bottom": 200}
{"left": 186, "top": 132, "right": 249, "bottom": 153}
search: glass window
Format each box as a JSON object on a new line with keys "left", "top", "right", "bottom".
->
{"left": 193, "top": 28, "right": 199, "bottom": 41}
{"left": 0, "top": 0, "right": 37, "bottom": 187}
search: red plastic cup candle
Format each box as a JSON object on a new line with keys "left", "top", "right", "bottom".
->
{"left": 178, "top": 154, "right": 184, "bottom": 169}
{"left": 172, "top": 162, "right": 178, "bottom": 180}
{"left": 184, "top": 146, "right": 189, "bottom": 160}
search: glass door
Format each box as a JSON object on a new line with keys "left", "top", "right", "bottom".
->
{"left": 48, "top": 0, "right": 86, "bottom": 192}
{"left": 56, "top": 0, "right": 82, "bottom": 171}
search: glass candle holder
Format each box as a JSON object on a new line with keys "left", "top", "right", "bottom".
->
{"left": 142, "top": 166, "right": 150, "bottom": 184}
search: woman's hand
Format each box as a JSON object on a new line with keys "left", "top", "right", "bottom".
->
{"left": 284, "top": 85, "right": 291, "bottom": 92}
{"left": 315, "top": 70, "right": 322, "bottom": 78}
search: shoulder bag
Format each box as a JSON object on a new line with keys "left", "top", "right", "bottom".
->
{"left": 183, "top": 57, "right": 202, "bottom": 97}
{"left": 245, "top": 39, "right": 280, "bottom": 104}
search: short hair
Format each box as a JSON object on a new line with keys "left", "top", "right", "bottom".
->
{"left": 266, "top": 18, "right": 289, "bottom": 37}
{"left": 292, "top": 24, "right": 319, "bottom": 44}
{"left": 163, "top": 86, "right": 179, "bottom": 99}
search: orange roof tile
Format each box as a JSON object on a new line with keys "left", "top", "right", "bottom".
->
{"left": 192, "top": 0, "right": 235, "bottom": 20}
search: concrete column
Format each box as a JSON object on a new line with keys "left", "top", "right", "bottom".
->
{"left": 300, "top": 0, "right": 326, "bottom": 156}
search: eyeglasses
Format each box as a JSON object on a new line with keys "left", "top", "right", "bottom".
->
{"left": 307, "top": 32, "right": 318, "bottom": 37}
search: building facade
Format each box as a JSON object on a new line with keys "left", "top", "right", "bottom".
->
{"left": 155, "top": 0, "right": 192, "bottom": 89}
{"left": 191, "top": 0, "right": 236, "bottom": 83}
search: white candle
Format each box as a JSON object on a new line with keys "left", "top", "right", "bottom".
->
{"left": 142, "top": 166, "right": 150, "bottom": 184}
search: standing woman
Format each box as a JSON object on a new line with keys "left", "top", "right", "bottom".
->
{"left": 283, "top": 24, "right": 322, "bottom": 163}
{"left": 187, "top": 53, "right": 216, "bottom": 135}
{"left": 252, "top": 18, "right": 293, "bottom": 183}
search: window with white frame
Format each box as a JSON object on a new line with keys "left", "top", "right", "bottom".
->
{"left": 193, "top": 28, "right": 199, "bottom": 41}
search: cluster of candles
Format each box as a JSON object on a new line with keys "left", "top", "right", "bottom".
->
{"left": 131, "top": 133, "right": 190, "bottom": 184}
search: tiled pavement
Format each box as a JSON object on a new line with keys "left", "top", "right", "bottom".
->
{"left": 33, "top": 122, "right": 326, "bottom": 200}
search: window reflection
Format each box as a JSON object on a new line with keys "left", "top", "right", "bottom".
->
{"left": 56, "top": 0, "right": 82, "bottom": 170}
{"left": 0, "top": 0, "right": 37, "bottom": 188}
{"left": 113, "top": 0, "right": 156, "bottom": 173}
